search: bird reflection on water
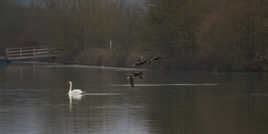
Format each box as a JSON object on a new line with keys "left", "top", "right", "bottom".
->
{"left": 68, "top": 94, "right": 83, "bottom": 112}
{"left": 68, "top": 90, "right": 121, "bottom": 112}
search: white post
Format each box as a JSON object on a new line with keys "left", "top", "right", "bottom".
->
{"left": 109, "top": 40, "right": 112, "bottom": 49}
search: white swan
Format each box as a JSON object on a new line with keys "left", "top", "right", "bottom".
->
{"left": 68, "top": 81, "right": 83, "bottom": 97}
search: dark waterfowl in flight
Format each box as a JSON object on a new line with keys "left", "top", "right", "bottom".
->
{"left": 133, "top": 56, "right": 148, "bottom": 67}
{"left": 133, "top": 56, "right": 162, "bottom": 66}
{"left": 136, "top": 56, "right": 144, "bottom": 62}
{"left": 148, "top": 56, "right": 162, "bottom": 64}
{"left": 127, "top": 71, "right": 144, "bottom": 87}
{"left": 127, "top": 75, "right": 135, "bottom": 87}
{"left": 133, "top": 60, "right": 147, "bottom": 67}
{"left": 132, "top": 71, "right": 143, "bottom": 79}
{"left": 127, "top": 56, "right": 162, "bottom": 87}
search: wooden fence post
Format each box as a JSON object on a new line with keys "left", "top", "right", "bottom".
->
{"left": 5, "top": 48, "right": 8, "bottom": 59}
{"left": 20, "top": 48, "right": 22, "bottom": 56}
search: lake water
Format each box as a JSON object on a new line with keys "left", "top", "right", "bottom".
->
{"left": 1, "top": 63, "right": 268, "bottom": 134}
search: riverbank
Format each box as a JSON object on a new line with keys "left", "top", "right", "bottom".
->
{"left": 2, "top": 47, "right": 267, "bottom": 72}
{"left": 58, "top": 55, "right": 268, "bottom": 72}
{"left": 55, "top": 47, "right": 268, "bottom": 72}
{"left": 4, "top": 58, "right": 268, "bottom": 72}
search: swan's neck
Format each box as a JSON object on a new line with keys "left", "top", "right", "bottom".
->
{"left": 69, "top": 83, "right": 72, "bottom": 93}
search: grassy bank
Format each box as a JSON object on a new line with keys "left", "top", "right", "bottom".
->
{"left": 57, "top": 47, "right": 268, "bottom": 72}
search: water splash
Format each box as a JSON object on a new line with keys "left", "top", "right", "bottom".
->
{"left": 111, "top": 83, "right": 218, "bottom": 87}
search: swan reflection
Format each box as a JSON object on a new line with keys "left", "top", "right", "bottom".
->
{"left": 68, "top": 93, "right": 83, "bottom": 112}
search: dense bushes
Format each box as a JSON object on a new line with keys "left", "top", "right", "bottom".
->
{"left": 1, "top": 0, "right": 268, "bottom": 71}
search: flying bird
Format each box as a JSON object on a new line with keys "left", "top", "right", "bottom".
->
{"left": 148, "top": 56, "right": 162, "bottom": 64}
{"left": 132, "top": 71, "right": 144, "bottom": 79}
{"left": 127, "top": 74, "right": 135, "bottom": 87}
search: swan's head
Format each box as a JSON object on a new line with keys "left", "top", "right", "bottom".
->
{"left": 68, "top": 81, "right": 72, "bottom": 85}
{"left": 68, "top": 81, "right": 72, "bottom": 92}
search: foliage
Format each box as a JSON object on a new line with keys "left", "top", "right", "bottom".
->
{"left": 1, "top": 0, "right": 268, "bottom": 71}
{"left": 143, "top": 0, "right": 268, "bottom": 71}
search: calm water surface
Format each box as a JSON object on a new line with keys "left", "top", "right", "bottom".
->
{"left": 1, "top": 64, "right": 268, "bottom": 134}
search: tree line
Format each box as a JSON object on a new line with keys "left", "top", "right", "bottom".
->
{"left": 143, "top": 0, "right": 268, "bottom": 71}
{"left": 1, "top": 0, "right": 268, "bottom": 71}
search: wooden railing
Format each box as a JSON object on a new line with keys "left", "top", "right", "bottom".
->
{"left": 5, "top": 46, "right": 61, "bottom": 60}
